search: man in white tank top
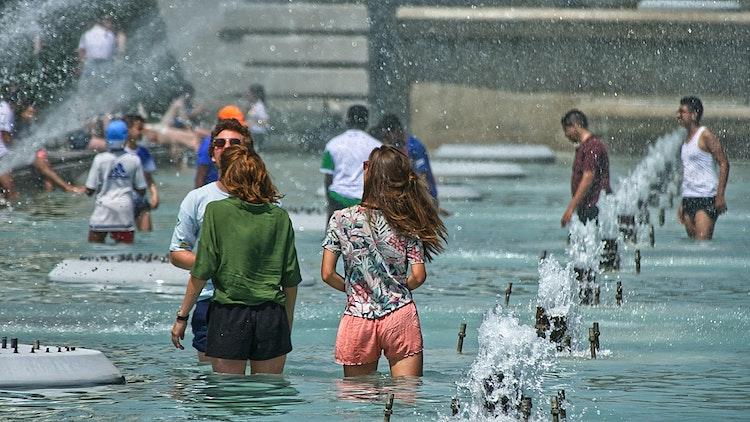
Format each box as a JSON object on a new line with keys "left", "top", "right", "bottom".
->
{"left": 677, "top": 96, "right": 730, "bottom": 240}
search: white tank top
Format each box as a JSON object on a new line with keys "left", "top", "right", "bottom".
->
{"left": 681, "top": 127, "right": 717, "bottom": 198}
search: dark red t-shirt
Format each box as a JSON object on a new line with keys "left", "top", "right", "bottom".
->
{"left": 571, "top": 136, "right": 611, "bottom": 209}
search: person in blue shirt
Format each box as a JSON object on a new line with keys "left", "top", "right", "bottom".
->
{"left": 372, "top": 114, "right": 438, "bottom": 199}
{"left": 124, "top": 114, "right": 159, "bottom": 231}
{"left": 194, "top": 105, "right": 248, "bottom": 188}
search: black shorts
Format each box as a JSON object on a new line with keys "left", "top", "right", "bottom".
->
{"left": 206, "top": 301, "right": 292, "bottom": 361}
{"left": 133, "top": 195, "right": 151, "bottom": 218}
{"left": 577, "top": 206, "right": 599, "bottom": 224}
{"left": 682, "top": 197, "right": 718, "bottom": 221}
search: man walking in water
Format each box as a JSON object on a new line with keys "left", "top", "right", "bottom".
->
{"left": 676, "top": 96, "right": 730, "bottom": 240}
{"left": 560, "top": 109, "right": 611, "bottom": 227}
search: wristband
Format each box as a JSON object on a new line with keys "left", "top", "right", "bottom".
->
{"left": 176, "top": 312, "right": 189, "bottom": 322}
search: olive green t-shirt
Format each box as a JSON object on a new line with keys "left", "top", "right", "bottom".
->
{"left": 192, "top": 197, "right": 302, "bottom": 306}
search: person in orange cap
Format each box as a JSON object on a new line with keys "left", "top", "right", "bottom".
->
{"left": 194, "top": 105, "right": 249, "bottom": 188}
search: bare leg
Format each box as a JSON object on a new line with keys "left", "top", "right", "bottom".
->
{"left": 692, "top": 210, "right": 715, "bottom": 240}
{"left": 0, "top": 172, "right": 18, "bottom": 201}
{"left": 343, "top": 361, "right": 379, "bottom": 377}
{"left": 88, "top": 231, "right": 106, "bottom": 243}
{"left": 250, "top": 355, "right": 287, "bottom": 374}
{"left": 197, "top": 351, "right": 210, "bottom": 363}
{"left": 680, "top": 209, "right": 697, "bottom": 239}
{"left": 136, "top": 211, "right": 152, "bottom": 232}
{"left": 388, "top": 352, "right": 423, "bottom": 377}
{"left": 212, "top": 358, "right": 248, "bottom": 375}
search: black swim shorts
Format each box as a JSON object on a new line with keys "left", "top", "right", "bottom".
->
{"left": 682, "top": 197, "right": 718, "bottom": 221}
{"left": 206, "top": 301, "right": 292, "bottom": 361}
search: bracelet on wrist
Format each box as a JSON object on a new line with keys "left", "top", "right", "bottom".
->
{"left": 176, "top": 312, "right": 189, "bottom": 322}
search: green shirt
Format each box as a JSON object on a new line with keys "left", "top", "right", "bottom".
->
{"left": 192, "top": 197, "right": 302, "bottom": 306}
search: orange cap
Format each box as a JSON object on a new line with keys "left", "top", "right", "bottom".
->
{"left": 217, "top": 105, "right": 246, "bottom": 126}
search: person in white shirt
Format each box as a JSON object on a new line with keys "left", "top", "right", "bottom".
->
{"left": 85, "top": 119, "right": 147, "bottom": 244}
{"left": 319, "top": 105, "right": 381, "bottom": 221}
{"left": 77, "top": 15, "right": 126, "bottom": 80}
{"left": 676, "top": 96, "right": 730, "bottom": 240}
{"left": 246, "top": 84, "right": 270, "bottom": 151}
{"left": 0, "top": 87, "right": 18, "bottom": 202}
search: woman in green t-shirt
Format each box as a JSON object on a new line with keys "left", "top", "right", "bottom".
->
{"left": 171, "top": 146, "right": 301, "bottom": 375}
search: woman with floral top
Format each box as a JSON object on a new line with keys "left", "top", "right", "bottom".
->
{"left": 321, "top": 145, "right": 446, "bottom": 377}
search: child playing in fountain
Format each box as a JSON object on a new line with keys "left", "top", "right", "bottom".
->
{"left": 321, "top": 145, "right": 447, "bottom": 377}
{"left": 124, "top": 114, "right": 159, "bottom": 231}
{"left": 85, "top": 119, "right": 147, "bottom": 244}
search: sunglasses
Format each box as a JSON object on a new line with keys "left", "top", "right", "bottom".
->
{"left": 212, "top": 138, "right": 243, "bottom": 147}
{"left": 363, "top": 160, "right": 369, "bottom": 170}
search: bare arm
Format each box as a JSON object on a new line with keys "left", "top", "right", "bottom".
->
{"left": 171, "top": 275, "right": 207, "bottom": 350}
{"left": 702, "top": 130, "right": 729, "bottom": 213}
{"left": 406, "top": 263, "right": 426, "bottom": 290}
{"left": 321, "top": 249, "right": 346, "bottom": 292}
{"left": 170, "top": 250, "right": 196, "bottom": 270}
{"left": 145, "top": 173, "right": 159, "bottom": 209}
{"left": 561, "top": 170, "right": 594, "bottom": 227}
{"left": 282, "top": 286, "right": 297, "bottom": 330}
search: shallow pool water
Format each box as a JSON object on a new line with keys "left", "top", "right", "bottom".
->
{"left": 1, "top": 151, "right": 748, "bottom": 421}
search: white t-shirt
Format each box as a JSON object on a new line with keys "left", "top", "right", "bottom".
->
{"left": 247, "top": 101, "right": 270, "bottom": 135}
{"left": 319, "top": 129, "right": 381, "bottom": 200}
{"left": 169, "top": 181, "right": 230, "bottom": 299}
{"left": 0, "top": 101, "right": 13, "bottom": 159}
{"left": 0, "top": 100, "right": 15, "bottom": 157}
{"left": 78, "top": 24, "right": 116, "bottom": 61}
{"left": 85, "top": 150, "right": 147, "bottom": 231}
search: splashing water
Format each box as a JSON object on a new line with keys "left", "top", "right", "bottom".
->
{"left": 537, "top": 257, "right": 584, "bottom": 349}
{"left": 454, "top": 306, "right": 556, "bottom": 421}
{"left": 567, "top": 218, "right": 602, "bottom": 272}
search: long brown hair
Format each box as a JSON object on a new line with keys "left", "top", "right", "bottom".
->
{"left": 361, "top": 145, "right": 446, "bottom": 261}
{"left": 220, "top": 146, "right": 282, "bottom": 204}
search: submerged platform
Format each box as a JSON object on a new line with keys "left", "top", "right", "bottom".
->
{"left": 431, "top": 161, "right": 525, "bottom": 179}
{"left": 0, "top": 342, "right": 124, "bottom": 390}
{"left": 433, "top": 144, "right": 556, "bottom": 163}
{"left": 48, "top": 255, "right": 189, "bottom": 285}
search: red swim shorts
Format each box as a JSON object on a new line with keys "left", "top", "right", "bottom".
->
{"left": 335, "top": 301, "right": 423, "bottom": 366}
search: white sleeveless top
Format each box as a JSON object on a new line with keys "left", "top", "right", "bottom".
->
{"left": 681, "top": 127, "right": 717, "bottom": 198}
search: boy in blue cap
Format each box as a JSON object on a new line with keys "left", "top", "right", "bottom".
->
{"left": 85, "top": 119, "right": 147, "bottom": 244}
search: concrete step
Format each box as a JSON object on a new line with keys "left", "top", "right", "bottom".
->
{"left": 221, "top": 3, "right": 369, "bottom": 34}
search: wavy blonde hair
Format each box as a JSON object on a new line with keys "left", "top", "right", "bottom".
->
{"left": 361, "top": 145, "right": 446, "bottom": 261}
{"left": 220, "top": 146, "right": 282, "bottom": 204}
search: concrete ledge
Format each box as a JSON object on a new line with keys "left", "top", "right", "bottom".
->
{"left": 222, "top": 3, "right": 369, "bottom": 33}
{"left": 211, "top": 67, "right": 369, "bottom": 98}
{"left": 397, "top": 6, "right": 750, "bottom": 40}
{"left": 237, "top": 35, "right": 368, "bottom": 65}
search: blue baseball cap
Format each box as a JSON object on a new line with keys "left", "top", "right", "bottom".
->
{"left": 106, "top": 119, "right": 128, "bottom": 149}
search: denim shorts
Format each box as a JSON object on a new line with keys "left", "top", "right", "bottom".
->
{"left": 191, "top": 298, "right": 210, "bottom": 352}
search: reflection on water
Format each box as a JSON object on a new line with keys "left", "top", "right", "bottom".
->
{"left": 335, "top": 374, "right": 422, "bottom": 405}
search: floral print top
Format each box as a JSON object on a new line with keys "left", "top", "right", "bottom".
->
{"left": 322, "top": 205, "right": 425, "bottom": 319}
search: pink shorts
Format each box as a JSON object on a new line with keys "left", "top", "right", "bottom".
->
{"left": 335, "top": 302, "right": 423, "bottom": 366}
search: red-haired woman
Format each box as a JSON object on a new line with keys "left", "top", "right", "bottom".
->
{"left": 171, "top": 146, "right": 301, "bottom": 375}
{"left": 321, "top": 145, "right": 447, "bottom": 377}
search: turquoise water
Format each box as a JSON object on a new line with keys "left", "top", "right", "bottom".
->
{"left": 1, "top": 151, "right": 748, "bottom": 421}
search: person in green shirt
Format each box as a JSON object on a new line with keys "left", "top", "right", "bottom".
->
{"left": 171, "top": 145, "right": 301, "bottom": 375}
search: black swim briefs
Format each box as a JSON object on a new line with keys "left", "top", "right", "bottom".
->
{"left": 682, "top": 197, "right": 718, "bottom": 221}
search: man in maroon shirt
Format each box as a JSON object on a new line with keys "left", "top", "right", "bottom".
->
{"left": 560, "top": 109, "right": 612, "bottom": 227}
